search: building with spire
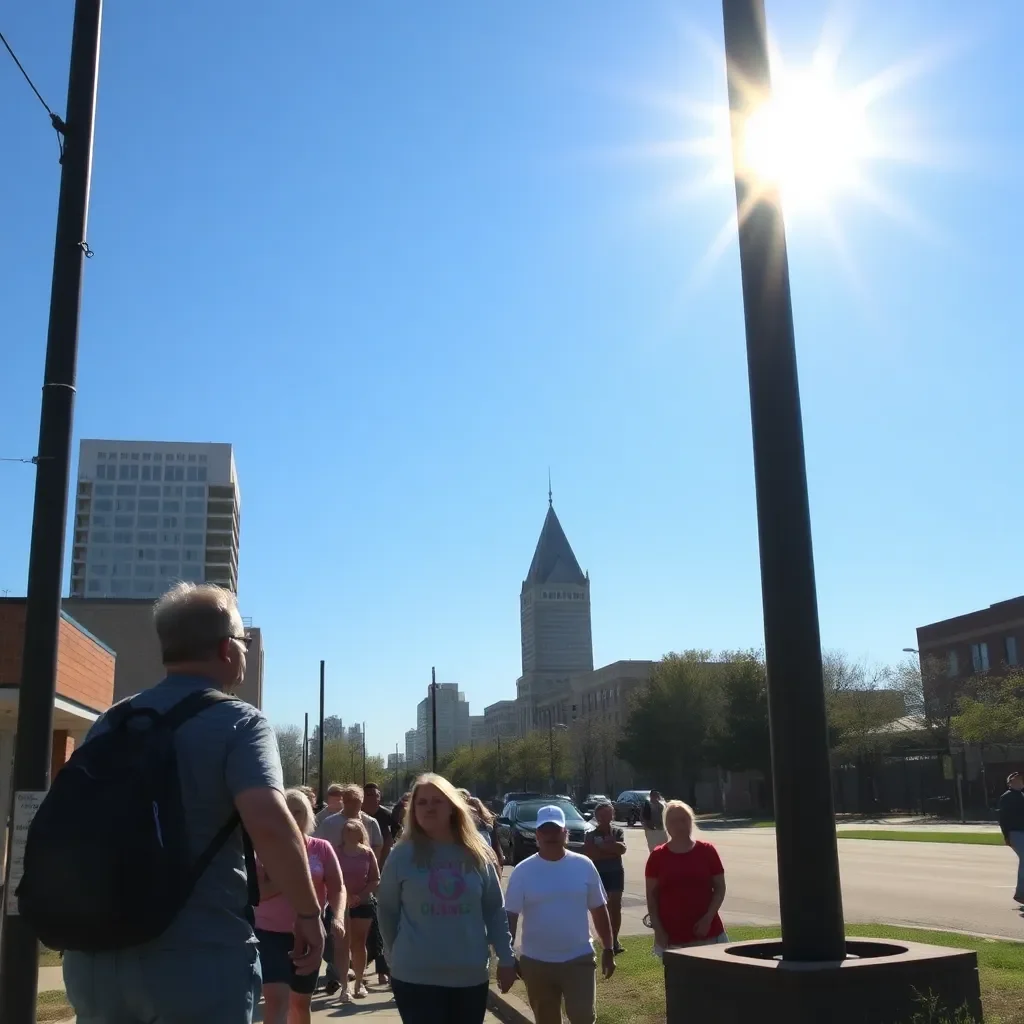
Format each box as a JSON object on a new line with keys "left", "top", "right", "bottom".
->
{"left": 516, "top": 491, "right": 594, "bottom": 734}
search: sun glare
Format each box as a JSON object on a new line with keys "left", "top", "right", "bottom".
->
{"left": 738, "top": 64, "right": 873, "bottom": 209}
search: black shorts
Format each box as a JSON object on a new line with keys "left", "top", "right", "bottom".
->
{"left": 255, "top": 928, "right": 320, "bottom": 995}
{"left": 348, "top": 904, "right": 374, "bottom": 920}
{"left": 598, "top": 864, "right": 625, "bottom": 894}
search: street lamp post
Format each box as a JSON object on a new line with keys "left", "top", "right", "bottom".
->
{"left": 662, "top": 3, "right": 983, "bottom": 1018}
{"left": 430, "top": 666, "right": 438, "bottom": 774}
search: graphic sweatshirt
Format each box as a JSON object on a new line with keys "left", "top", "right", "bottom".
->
{"left": 376, "top": 840, "right": 515, "bottom": 987}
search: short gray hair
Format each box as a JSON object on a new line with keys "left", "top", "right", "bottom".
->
{"left": 154, "top": 582, "right": 241, "bottom": 663}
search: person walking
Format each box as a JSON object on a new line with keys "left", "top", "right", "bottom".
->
{"left": 644, "top": 800, "right": 727, "bottom": 958}
{"left": 584, "top": 800, "right": 626, "bottom": 953}
{"left": 377, "top": 774, "right": 517, "bottom": 1023}
{"left": 336, "top": 818, "right": 380, "bottom": 1002}
{"left": 314, "top": 783, "right": 385, "bottom": 993}
{"left": 315, "top": 783, "right": 345, "bottom": 826}
{"left": 641, "top": 789, "right": 668, "bottom": 851}
{"left": 255, "top": 789, "right": 345, "bottom": 1024}
{"left": 363, "top": 782, "right": 396, "bottom": 985}
{"left": 315, "top": 783, "right": 384, "bottom": 860}
{"left": 53, "top": 582, "right": 325, "bottom": 1024}
{"left": 505, "top": 805, "right": 616, "bottom": 1024}
{"left": 465, "top": 793, "right": 505, "bottom": 871}
{"left": 998, "top": 771, "right": 1024, "bottom": 905}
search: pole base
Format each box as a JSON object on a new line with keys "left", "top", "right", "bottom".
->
{"left": 665, "top": 938, "right": 982, "bottom": 1023}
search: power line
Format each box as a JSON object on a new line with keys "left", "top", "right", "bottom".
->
{"left": 0, "top": 456, "right": 39, "bottom": 465}
{"left": 0, "top": 28, "right": 66, "bottom": 159}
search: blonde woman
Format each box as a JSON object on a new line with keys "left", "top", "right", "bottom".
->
{"left": 254, "top": 789, "right": 344, "bottom": 1024}
{"left": 644, "top": 800, "right": 727, "bottom": 957}
{"left": 334, "top": 817, "right": 379, "bottom": 1001}
{"left": 377, "top": 774, "right": 517, "bottom": 1024}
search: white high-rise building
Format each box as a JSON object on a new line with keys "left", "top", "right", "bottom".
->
{"left": 70, "top": 439, "right": 240, "bottom": 599}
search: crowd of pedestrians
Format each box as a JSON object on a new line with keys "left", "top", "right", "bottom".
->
{"left": 25, "top": 581, "right": 735, "bottom": 1024}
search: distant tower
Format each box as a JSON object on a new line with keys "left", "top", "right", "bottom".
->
{"left": 516, "top": 491, "right": 593, "bottom": 733}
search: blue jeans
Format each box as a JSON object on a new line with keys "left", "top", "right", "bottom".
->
{"left": 63, "top": 945, "right": 261, "bottom": 1024}
{"left": 1010, "top": 831, "right": 1024, "bottom": 898}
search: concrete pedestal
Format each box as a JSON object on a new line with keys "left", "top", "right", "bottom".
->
{"left": 665, "top": 938, "right": 983, "bottom": 1023}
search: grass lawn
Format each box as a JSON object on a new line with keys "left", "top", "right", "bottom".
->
{"left": 838, "top": 830, "right": 1005, "bottom": 846}
{"left": 595, "top": 925, "right": 1024, "bottom": 1024}
{"left": 36, "top": 989, "right": 73, "bottom": 1022}
{"left": 39, "top": 946, "right": 63, "bottom": 968}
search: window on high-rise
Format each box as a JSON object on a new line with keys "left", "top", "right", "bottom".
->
{"left": 151, "top": 465, "right": 162, "bottom": 481}
{"left": 95, "top": 484, "right": 113, "bottom": 496}
{"left": 140, "top": 485, "right": 160, "bottom": 497}
{"left": 163, "top": 517, "right": 178, "bottom": 529}
{"left": 185, "top": 501, "right": 204, "bottom": 514}
{"left": 184, "top": 517, "right": 204, "bottom": 529}
{"left": 187, "top": 466, "right": 198, "bottom": 481}
{"left": 139, "top": 500, "right": 159, "bottom": 513}
{"left": 116, "top": 485, "right": 136, "bottom": 496}
{"left": 1006, "top": 637, "right": 1018, "bottom": 666}
{"left": 114, "top": 515, "right": 134, "bottom": 528}
{"left": 110, "top": 579, "right": 130, "bottom": 594}
{"left": 133, "top": 580, "right": 152, "bottom": 594}
{"left": 92, "top": 514, "right": 110, "bottom": 527}
{"left": 184, "top": 533, "right": 203, "bottom": 546}
{"left": 186, "top": 486, "right": 204, "bottom": 498}
{"left": 164, "top": 500, "right": 181, "bottom": 513}
{"left": 113, "top": 531, "right": 133, "bottom": 544}
{"left": 138, "top": 531, "right": 157, "bottom": 543}
{"left": 116, "top": 499, "right": 136, "bottom": 512}
{"left": 93, "top": 531, "right": 111, "bottom": 543}
{"left": 198, "top": 467, "right": 207, "bottom": 481}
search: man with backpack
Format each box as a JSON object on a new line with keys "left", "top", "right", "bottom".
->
{"left": 21, "top": 582, "right": 325, "bottom": 1024}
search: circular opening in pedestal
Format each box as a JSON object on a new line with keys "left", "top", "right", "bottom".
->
{"left": 725, "top": 940, "right": 909, "bottom": 963}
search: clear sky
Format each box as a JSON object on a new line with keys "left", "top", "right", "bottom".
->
{"left": 2, "top": 2, "right": 1022, "bottom": 761}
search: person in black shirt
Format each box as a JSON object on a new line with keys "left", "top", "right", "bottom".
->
{"left": 998, "top": 772, "right": 1024, "bottom": 905}
{"left": 362, "top": 783, "right": 394, "bottom": 986}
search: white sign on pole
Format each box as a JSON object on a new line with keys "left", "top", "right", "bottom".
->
{"left": 5, "top": 791, "right": 45, "bottom": 916}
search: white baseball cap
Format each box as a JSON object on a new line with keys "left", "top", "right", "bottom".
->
{"left": 535, "top": 805, "right": 566, "bottom": 829}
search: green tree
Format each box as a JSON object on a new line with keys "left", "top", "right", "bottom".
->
{"left": 617, "top": 651, "right": 724, "bottom": 799}
{"left": 952, "top": 671, "right": 1024, "bottom": 747}
{"left": 708, "top": 654, "right": 772, "bottom": 794}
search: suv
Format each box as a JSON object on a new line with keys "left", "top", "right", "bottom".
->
{"left": 614, "top": 790, "right": 650, "bottom": 826}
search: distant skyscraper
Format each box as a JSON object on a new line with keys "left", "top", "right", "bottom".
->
{"left": 414, "top": 683, "right": 470, "bottom": 764}
{"left": 70, "top": 439, "right": 240, "bottom": 599}
{"left": 516, "top": 493, "right": 593, "bottom": 733}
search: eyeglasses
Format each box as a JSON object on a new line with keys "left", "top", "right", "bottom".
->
{"left": 226, "top": 634, "right": 253, "bottom": 650}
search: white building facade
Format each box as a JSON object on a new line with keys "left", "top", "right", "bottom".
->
{"left": 70, "top": 439, "right": 240, "bottom": 599}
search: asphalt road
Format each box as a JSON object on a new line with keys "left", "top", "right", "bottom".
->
{"left": 607, "top": 824, "right": 1024, "bottom": 941}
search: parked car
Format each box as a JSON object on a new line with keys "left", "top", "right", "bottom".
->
{"left": 496, "top": 797, "right": 594, "bottom": 865}
{"left": 614, "top": 789, "right": 651, "bottom": 826}
{"left": 578, "top": 795, "right": 610, "bottom": 820}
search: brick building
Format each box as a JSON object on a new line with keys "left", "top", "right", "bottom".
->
{"left": 916, "top": 596, "right": 1024, "bottom": 713}
{"left": 0, "top": 598, "right": 116, "bottom": 880}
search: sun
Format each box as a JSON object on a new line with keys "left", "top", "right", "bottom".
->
{"left": 736, "top": 60, "right": 874, "bottom": 210}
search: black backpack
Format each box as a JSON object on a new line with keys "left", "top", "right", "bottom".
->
{"left": 17, "top": 687, "right": 259, "bottom": 952}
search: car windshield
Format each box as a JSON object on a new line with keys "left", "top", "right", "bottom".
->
{"left": 517, "top": 800, "right": 584, "bottom": 823}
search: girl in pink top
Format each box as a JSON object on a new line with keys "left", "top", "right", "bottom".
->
{"left": 336, "top": 817, "right": 380, "bottom": 1001}
{"left": 255, "top": 789, "right": 343, "bottom": 1024}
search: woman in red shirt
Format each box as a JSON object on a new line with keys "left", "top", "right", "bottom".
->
{"left": 644, "top": 800, "right": 727, "bottom": 955}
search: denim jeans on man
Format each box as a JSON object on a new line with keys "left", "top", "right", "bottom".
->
{"left": 1009, "top": 832, "right": 1024, "bottom": 900}
{"left": 63, "top": 675, "right": 283, "bottom": 1024}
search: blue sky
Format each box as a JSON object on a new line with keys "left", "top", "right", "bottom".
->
{"left": 3, "top": 2, "right": 1022, "bottom": 760}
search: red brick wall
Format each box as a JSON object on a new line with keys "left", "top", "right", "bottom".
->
{"left": 51, "top": 730, "right": 75, "bottom": 779}
{"left": 0, "top": 603, "right": 114, "bottom": 713}
{"left": 0, "top": 603, "right": 27, "bottom": 685}
{"left": 56, "top": 616, "right": 115, "bottom": 712}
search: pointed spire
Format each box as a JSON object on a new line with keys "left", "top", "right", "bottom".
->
{"left": 524, "top": 499, "right": 587, "bottom": 587}
{"left": 548, "top": 468, "right": 553, "bottom": 508}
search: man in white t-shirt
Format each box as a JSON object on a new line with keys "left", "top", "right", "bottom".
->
{"left": 504, "top": 805, "right": 615, "bottom": 1024}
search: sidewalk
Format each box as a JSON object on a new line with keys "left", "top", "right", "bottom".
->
{"left": 308, "top": 986, "right": 402, "bottom": 1020}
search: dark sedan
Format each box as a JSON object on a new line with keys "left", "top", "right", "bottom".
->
{"left": 495, "top": 798, "right": 594, "bottom": 865}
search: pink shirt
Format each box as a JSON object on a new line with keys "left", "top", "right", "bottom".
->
{"left": 255, "top": 836, "right": 338, "bottom": 934}
{"left": 338, "top": 847, "right": 374, "bottom": 896}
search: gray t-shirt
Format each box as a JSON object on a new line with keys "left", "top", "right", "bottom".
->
{"left": 314, "top": 810, "right": 383, "bottom": 854}
{"left": 77, "top": 674, "right": 283, "bottom": 950}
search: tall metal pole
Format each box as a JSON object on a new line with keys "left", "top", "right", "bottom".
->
{"left": 302, "top": 712, "right": 309, "bottom": 785}
{"left": 317, "top": 661, "right": 325, "bottom": 811}
{"left": 361, "top": 721, "right": 366, "bottom": 788}
{"left": 394, "top": 743, "right": 399, "bottom": 803}
{"left": 0, "top": 3, "right": 102, "bottom": 1019}
{"left": 430, "top": 666, "right": 438, "bottom": 773}
{"left": 722, "top": 0, "right": 845, "bottom": 962}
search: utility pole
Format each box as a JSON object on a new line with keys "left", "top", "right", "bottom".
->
{"left": 361, "top": 721, "right": 367, "bottom": 788}
{"left": 394, "top": 743, "right": 399, "bottom": 803}
{"left": 721, "top": 0, "right": 844, "bottom": 961}
{"left": 430, "top": 666, "right": 438, "bottom": 773}
{"left": 496, "top": 735, "right": 501, "bottom": 795}
{"left": 0, "top": 2, "right": 102, "bottom": 1020}
{"left": 317, "top": 661, "right": 325, "bottom": 811}
{"left": 302, "top": 712, "right": 309, "bottom": 785}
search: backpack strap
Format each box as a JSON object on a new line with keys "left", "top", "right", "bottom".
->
{"left": 156, "top": 689, "right": 262, "bottom": 910}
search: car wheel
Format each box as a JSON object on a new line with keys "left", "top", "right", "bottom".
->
{"left": 627, "top": 810, "right": 639, "bottom": 827}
